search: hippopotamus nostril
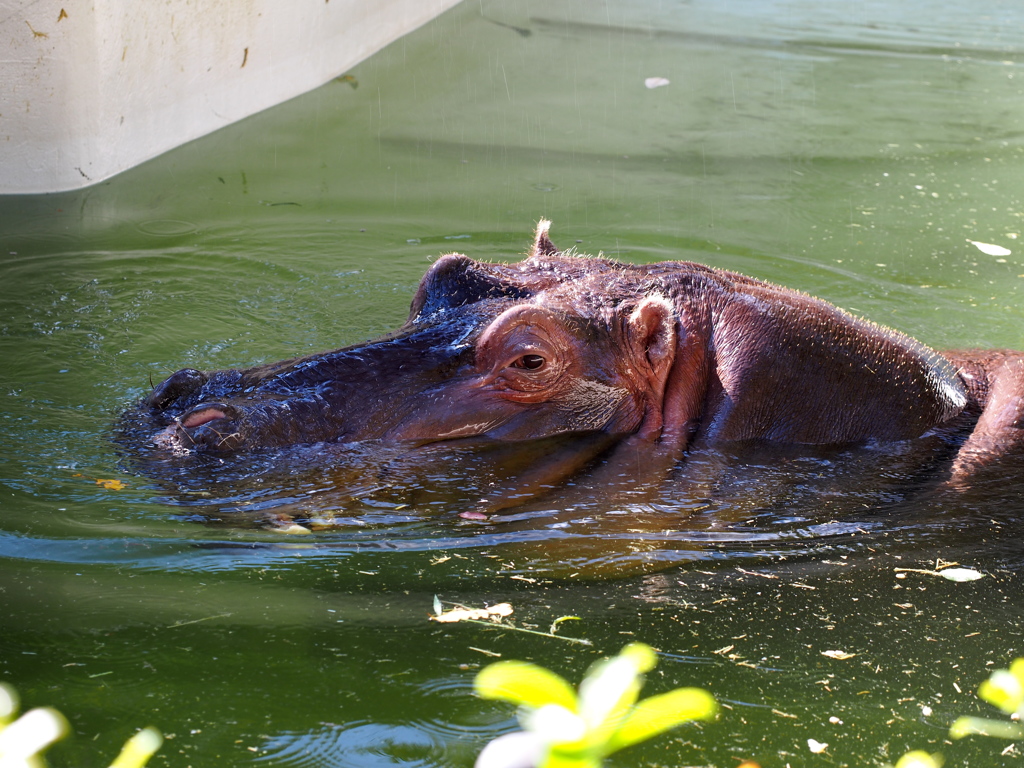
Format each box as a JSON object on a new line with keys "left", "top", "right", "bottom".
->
{"left": 173, "top": 403, "right": 244, "bottom": 453}
{"left": 146, "top": 368, "right": 208, "bottom": 410}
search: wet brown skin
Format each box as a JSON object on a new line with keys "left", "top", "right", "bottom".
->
{"left": 135, "top": 221, "right": 1024, "bottom": 514}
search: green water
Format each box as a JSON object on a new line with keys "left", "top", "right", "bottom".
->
{"left": 2, "top": 1, "right": 1024, "bottom": 766}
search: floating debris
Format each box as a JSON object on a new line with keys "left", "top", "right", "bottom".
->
{"left": 938, "top": 567, "right": 985, "bottom": 582}
{"left": 644, "top": 76, "right": 670, "bottom": 89}
{"left": 807, "top": 738, "right": 828, "bottom": 754}
{"left": 430, "top": 598, "right": 591, "bottom": 644}
{"left": 431, "top": 601, "right": 513, "bottom": 624}
{"left": 967, "top": 239, "right": 1012, "bottom": 257}
{"left": 895, "top": 566, "right": 984, "bottom": 582}
{"left": 821, "top": 650, "right": 856, "bottom": 660}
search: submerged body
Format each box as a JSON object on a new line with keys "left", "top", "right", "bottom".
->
{"left": 131, "top": 222, "right": 1024, "bottom": 518}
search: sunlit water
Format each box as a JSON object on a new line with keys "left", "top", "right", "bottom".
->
{"left": 2, "top": 1, "right": 1024, "bottom": 766}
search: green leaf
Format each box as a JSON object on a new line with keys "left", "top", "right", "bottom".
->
{"left": 604, "top": 688, "right": 718, "bottom": 753}
{"left": 475, "top": 661, "right": 578, "bottom": 711}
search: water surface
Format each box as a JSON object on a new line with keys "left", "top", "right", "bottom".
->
{"left": 2, "top": 1, "right": 1024, "bottom": 766}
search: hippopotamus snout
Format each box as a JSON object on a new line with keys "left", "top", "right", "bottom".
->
{"left": 144, "top": 360, "right": 353, "bottom": 454}
{"left": 144, "top": 368, "right": 242, "bottom": 453}
{"left": 142, "top": 365, "right": 254, "bottom": 453}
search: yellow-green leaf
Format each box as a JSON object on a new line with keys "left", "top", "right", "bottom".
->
{"left": 894, "top": 750, "right": 943, "bottom": 768}
{"left": 978, "top": 669, "right": 1024, "bottom": 714}
{"left": 604, "top": 688, "right": 718, "bottom": 753}
{"left": 475, "top": 661, "right": 578, "bottom": 711}
{"left": 0, "top": 683, "right": 18, "bottom": 726}
{"left": 577, "top": 645, "right": 659, "bottom": 737}
{"left": 577, "top": 657, "right": 643, "bottom": 735}
{"left": 619, "top": 643, "right": 658, "bottom": 674}
{"left": 108, "top": 727, "right": 163, "bottom": 768}
{"left": 950, "top": 715, "right": 1024, "bottom": 740}
{"left": 1010, "top": 658, "right": 1024, "bottom": 686}
{"left": 0, "top": 707, "right": 68, "bottom": 761}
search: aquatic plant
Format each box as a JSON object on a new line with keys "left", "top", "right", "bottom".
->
{"left": 473, "top": 642, "right": 717, "bottom": 768}
{"left": 0, "top": 682, "right": 161, "bottom": 768}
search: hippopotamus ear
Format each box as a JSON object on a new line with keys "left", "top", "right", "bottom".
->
{"left": 627, "top": 295, "right": 677, "bottom": 381}
{"left": 529, "top": 219, "right": 560, "bottom": 260}
{"left": 407, "top": 254, "right": 531, "bottom": 323}
{"left": 624, "top": 295, "right": 680, "bottom": 441}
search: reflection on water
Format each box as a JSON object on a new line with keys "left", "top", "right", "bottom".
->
{"left": 3, "top": 0, "right": 1024, "bottom": 766}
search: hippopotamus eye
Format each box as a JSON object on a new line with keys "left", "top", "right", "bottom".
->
{"left": 513, "top": 354, "right": 546, "bottom": 370}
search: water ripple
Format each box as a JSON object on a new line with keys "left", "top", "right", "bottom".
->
{"left": 255, "top": 721, "right": 478, "bottom": 768}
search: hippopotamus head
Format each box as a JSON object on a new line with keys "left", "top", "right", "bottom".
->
{"left": 139, "top": 222, "right": 683, "bottom": 456}
{"left": 136, "top": 221, "right": 968, "bottom": 484}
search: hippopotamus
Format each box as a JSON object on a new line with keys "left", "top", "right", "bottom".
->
{"left": 134, "top": 221, "right": 1024, "bottom": 519}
